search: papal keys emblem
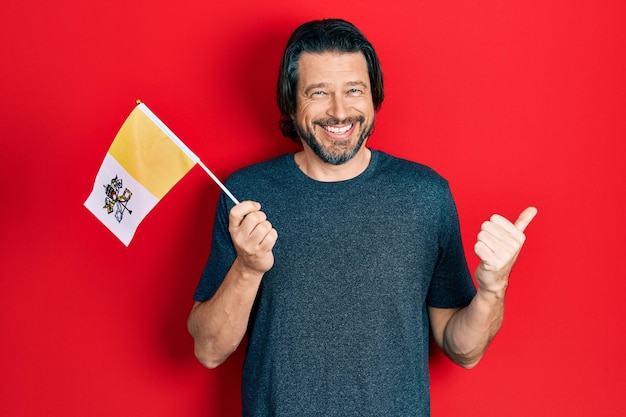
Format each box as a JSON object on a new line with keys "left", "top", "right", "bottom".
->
{"left": 103, "top": 176, "right": 133, "bottom": 223}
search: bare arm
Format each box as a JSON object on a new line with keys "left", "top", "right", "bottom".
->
{"left": 429, "top": 206, "right": 538, "bottom": 368}
{"left": 187, "top": 201, "right": 277, "bottom": 369}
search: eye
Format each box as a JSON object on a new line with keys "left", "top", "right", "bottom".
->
{"left": 348, "top": 88, "right": 362, "bottom": 95}
{"left": 311, "top": 90, "right": 326, "bottom": 97}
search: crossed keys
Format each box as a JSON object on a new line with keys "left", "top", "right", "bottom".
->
{"left": 103, "top": 176, "right": 133, "bottom": 223}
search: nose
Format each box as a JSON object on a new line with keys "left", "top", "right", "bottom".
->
{"left": 328, "top": 94, "right": 348, "bottom": 121}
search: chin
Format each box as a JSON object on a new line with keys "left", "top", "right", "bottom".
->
{"left": 316, "top": 142, "right": 365, "bottom": 165}
{"left": 298, "top": 122, "right": 372, "bottom": 165}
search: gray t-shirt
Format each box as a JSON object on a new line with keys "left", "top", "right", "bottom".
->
{"left": 194, "top": 150, "right": 476, "bottom": 416}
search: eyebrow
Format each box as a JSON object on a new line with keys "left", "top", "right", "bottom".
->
{"left": 346, "top": 81, "right": 369, "bottom": 89}
{"left": 303, "top": 83, "right": 328, "bottom": 95}
{"left": 303, "top": 81, "right": 369, "bottom": 95}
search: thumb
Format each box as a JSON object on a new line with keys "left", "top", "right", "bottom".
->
{"left": 514, "top": 206, "right": 538, "bottom": 232}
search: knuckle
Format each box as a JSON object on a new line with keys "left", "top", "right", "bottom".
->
{"left": 256, "top": 220, "right": 271, "bottom": 235}
{"left": 245, "top": 212, "right": 261, "bottom": 223}
{"left": 254, "top": 211, "right": 268, "bottom": 223}
{"left": 519, "top": 233, "right": 527, "bottom": 244}
{"left": 267, "top": 228, "right": 278, "bottom": 242}
{"left": 474, "top": 241, "right": 481, "bottom": 250}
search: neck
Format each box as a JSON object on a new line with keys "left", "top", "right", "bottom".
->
{"left": 294, "top": 146, "right": 372, "bottom": 182}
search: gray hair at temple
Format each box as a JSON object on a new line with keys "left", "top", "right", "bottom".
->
{"left": 277, "top": 18, "right": 385, "bottom": 143}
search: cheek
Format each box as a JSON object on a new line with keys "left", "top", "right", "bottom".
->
{"left": 355, "top": 98, "right": 375, "bottom": 114}
{"left": 295, "top": 102, "right": 321, "bottom": 124}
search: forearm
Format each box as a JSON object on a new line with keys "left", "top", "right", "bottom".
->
{"left": 187, "top": 257, "right": 263, "bottom": 368}
{"left": 442, "top": 288, "right": 505, "bottom": 368}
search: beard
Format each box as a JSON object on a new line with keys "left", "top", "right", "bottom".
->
{"left": 295, "top": 116, "right": 374, "bottom": 165}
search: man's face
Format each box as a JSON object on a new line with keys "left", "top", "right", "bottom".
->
{"left": 294, "top": 52, "right": 375, "bottom": 165}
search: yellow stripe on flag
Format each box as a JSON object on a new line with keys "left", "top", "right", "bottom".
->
{"left": 108, "top": 107, "right": 196, "bottom": 199}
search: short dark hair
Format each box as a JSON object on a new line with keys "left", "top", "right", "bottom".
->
{"left": 277, "top": 19, "right": 385, "bottom": 142}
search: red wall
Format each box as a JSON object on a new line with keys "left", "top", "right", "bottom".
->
{"left": 1, "top": 0, "right": 625, "bottom": 415}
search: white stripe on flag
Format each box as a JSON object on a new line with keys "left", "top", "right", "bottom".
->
{"left": 84, "top": 153, "right": 159, "bottom": 246}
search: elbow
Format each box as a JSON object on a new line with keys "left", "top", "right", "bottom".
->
{"left": 194, "top": 345, "right": 226, "bottom": 369}
{"left": 192, "top": 337, "right": 238, "bottom": 369}
{"left": 444, "top": 344, "right": 486, "bottom": 369}
{"left": 187, "top": 311, "right": 225, "bottom": 369}
{"left": 457, "top": 357, "right": 481, "bottom": 369}
{"left": 452, "top": 349, "right": 486, "bottom": 369}
{"left": 190, "top": 333, "right": 237, "bottom": 369}
{"left": 186, "top": 303, "right": 240, "bottom": 369}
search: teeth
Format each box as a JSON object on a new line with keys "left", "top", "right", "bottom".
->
{"left": 324, "top": 124, "right": 352, "bottom": 134}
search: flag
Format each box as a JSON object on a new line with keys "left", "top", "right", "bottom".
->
{"left": 84, "top": 102, "right": 199, "bottom": 246}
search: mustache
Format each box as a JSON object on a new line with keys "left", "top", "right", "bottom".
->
{"left": 313, "top": 116, "right": 365, "bottom": 127}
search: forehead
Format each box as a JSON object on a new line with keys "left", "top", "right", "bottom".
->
{"left": 297, "top": 52, "right": 370, "bottom": 88}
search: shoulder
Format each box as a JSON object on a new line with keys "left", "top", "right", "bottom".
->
{"left": 372, "top": 150, "right": 449, "bottom": 190}
{"left": 221, "top": 154, "right": 298, "bottom": 202}
{"left": 226, "top": 154, "right": 293, "bottom": 185}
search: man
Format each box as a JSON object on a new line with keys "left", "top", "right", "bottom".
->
{"left": 188, "top": 18, "right": 537, "bottom": 416}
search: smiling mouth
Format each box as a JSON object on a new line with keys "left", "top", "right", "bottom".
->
{"left": 323, "top": 124, "right": 353, "bottom": 134}
{"left": 316, "top": 116, "right": 364, "bottom": 134}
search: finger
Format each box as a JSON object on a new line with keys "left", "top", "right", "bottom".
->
{"left": 229, "top": 200, "right": 262, "bottom": 227}
{"left": 474, "top": 240, "right": 495, "bottom": 264}
{"left": 247, "top": 217, "right": 272, "bottom": 242}
{"left": 514, "top": 206, "right": 538, "bottom": 232}
{"left": 477, "top": 225, "right": 504, "bottom": 247}
{"left": 481, "top": 218, "right": 514, "bottom": 242}
{"left": 479, "top": 224, "right": 521, "bottom": 253}
{"left": 241, "top": 211, "right": 268, "bottom": 232}
{"left": 259, "top": 227, "right": 278, "bottom": 251}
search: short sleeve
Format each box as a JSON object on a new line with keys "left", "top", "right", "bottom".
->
{"left": 426, "top": 184, "right": 476, "bottom": 308}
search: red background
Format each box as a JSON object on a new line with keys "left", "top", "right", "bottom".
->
{"left": 1, "top": 0, "right": 625, "bottom": 415}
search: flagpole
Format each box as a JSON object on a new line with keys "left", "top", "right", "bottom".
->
{"left": 197, "top": 160, "right": 240, "bottom": 205}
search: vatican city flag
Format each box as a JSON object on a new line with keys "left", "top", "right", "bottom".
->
{"left": 84, "top": 102, "right": 200, "bottom": 246}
